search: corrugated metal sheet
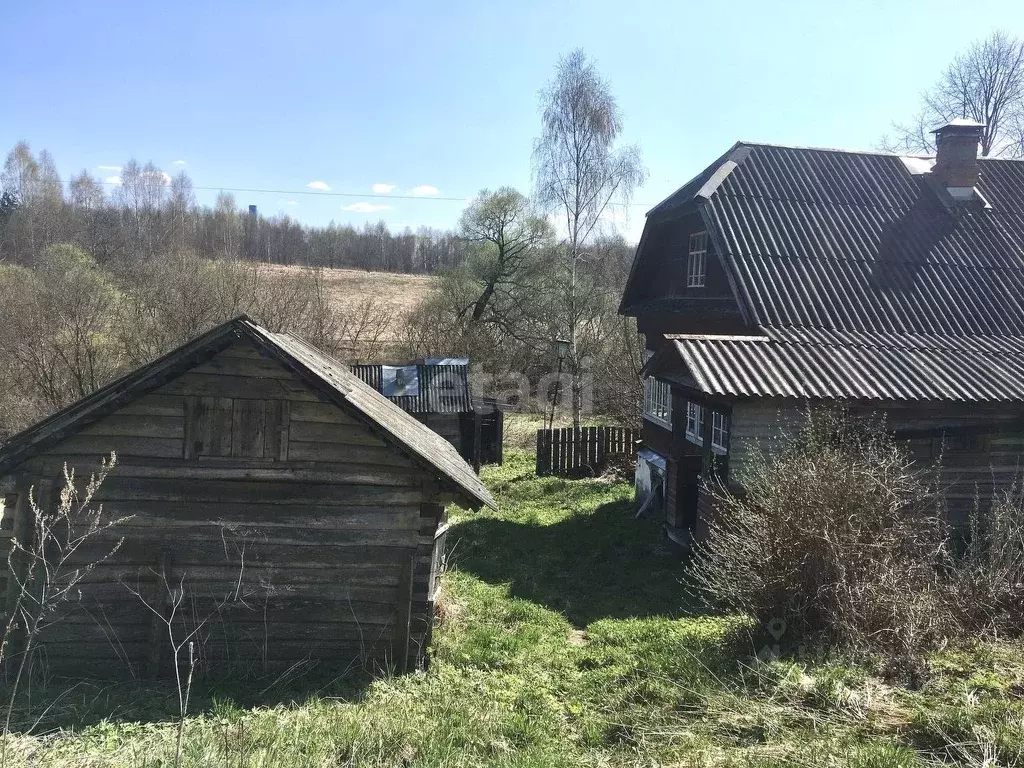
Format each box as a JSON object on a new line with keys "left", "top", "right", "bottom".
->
{"left": 761, "top": 327, "right": 1024, "bottom": 356}
{"left": 669, "top": 333, "right": 1024, "bottom": 402}
{"left": 698, "top": 144, "right": 1024, "bottom": 335}
{"left": 349, "top": 363, "right": 471, "bottom": 414}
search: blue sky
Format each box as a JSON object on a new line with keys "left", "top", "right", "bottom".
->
{"left": 7, "top": 0, "right": 1024, "bottom": 241}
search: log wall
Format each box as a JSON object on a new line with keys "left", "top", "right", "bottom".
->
{"left": 1, "top": 342, "right": 448, "bottom": 678}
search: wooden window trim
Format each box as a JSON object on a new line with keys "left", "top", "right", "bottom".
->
{"left": 643, "top": 377, "right": 672, "bottom": 429}
{"left": 687, "top": 231, "right": 708, "bottom": 288}
{"left": 711, "top": 411, "right": 729, "bottom": 455}
{"left": 686, "top": 402, "right": 704, "bottom": 445}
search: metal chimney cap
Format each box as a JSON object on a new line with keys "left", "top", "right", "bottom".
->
{"left": 931, "top": 118, "right": 986, "bottom": 134}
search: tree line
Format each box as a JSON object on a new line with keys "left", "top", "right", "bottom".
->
{"left": 0, "top": 146, "right": 472, "bottom": 274}
{"left": 0, "top": 48, "right": 651, "bottom": 435}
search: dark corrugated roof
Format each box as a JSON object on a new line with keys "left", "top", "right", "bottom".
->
{"left": 701, "top": 144, "right": 1024, "bottom": 335}
{"left": 349, "top": 363, "right": 471, "bottom": 413}
{"left": 0, "top": 317, "right": 495, "bottom": 510}
{"left": 637, "top": 143, "right": 1024, "bottom": 403}
{"left": 666, "top": 332, "right": 1024, "bottom": 402}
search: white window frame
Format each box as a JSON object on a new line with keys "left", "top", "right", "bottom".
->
{"left": 687, "top": 231, "right": 708, "bottom": 288}
{"left": 643, "top": 376, "right": 672, "bottom": 428}
{"left": 685, "top": 401, "right": 704, "bottom": 445}
{"left": 711, "top": 411, "right": 729, "bottom": 455}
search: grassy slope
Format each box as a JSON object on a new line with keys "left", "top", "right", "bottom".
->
{"left": 260, "top": 265, "right": 437, "bottom": 342}
{"left": 7, "top": 452, "right": 1024, "bottom": 766}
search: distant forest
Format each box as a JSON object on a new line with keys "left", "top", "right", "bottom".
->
{"left": 0, "top": 142, "right": 474, "bottom": 274}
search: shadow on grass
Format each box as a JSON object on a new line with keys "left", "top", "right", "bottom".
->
{"left": 449, "top": 498, "right": 702, "bottom": 627}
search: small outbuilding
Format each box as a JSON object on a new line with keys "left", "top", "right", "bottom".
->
{"left": 0, "top": 316, "right": 495, "bottom": 678}
{"left": 350, "top": 359, "right": 504, "bottom": 468}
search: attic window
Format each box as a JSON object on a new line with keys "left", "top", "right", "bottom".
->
{"left": 687, "top": 232, "right": 707, "bottom": 288}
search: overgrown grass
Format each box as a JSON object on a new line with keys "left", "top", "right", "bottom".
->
{"left": 4, "top": 450, "right": 1024, "bottom": 766}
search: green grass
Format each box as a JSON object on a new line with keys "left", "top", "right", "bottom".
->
{"left": 5, "top": 450, "right": 1024, "bottom": 766}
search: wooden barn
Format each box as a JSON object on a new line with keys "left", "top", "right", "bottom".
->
{"left": 0, "top": 316, "right": 495, "bottom": 678}
{"left": 621, "top": 120, "right": 1024, "bottom": 544}
{"left": 350, "top": 359, "right": 503, "bottom": 468}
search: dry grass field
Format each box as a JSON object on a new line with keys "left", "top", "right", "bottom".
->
{"left": 261, "top": 264, "right": 437, "bottom": 319}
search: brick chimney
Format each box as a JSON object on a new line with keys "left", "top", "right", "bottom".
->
{"left": 931, "top": 119, "right": 985, "bottom": 189}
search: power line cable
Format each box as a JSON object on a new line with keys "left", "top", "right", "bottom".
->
{"left": 64, "top": 178, "right": 656, "bottom": 207}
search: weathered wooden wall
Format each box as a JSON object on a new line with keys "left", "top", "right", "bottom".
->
{"left": 727, "top": 401, "right": 805, "bottom": 490}
{"left": 728, "top": 399, "right": 1024, "bottom": 527}
{"left": 1, "top": 342, "right": 448, "bottom": 678}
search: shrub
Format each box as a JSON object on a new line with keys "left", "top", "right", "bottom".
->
{"left": 947, "top": 481, "right": 1024, "bottom": 636}
{"left": 690, "top": 409, "right": 954, "bottom": 662}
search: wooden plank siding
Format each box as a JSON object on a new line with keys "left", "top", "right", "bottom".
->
{"left": 728, "top": 399, "right": 1024, "bottom": 529}
{"left": 0, "top": 342, "right": 449, "bottom": 678}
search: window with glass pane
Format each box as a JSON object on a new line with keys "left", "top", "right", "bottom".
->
{"left": 711, "top": 411, "right": 729, "bottom": 454}
{"left": 643, "top": 377, "right": 671, "bottom": 427}
{"left": 687, "top": 231, "right": 708, "bottom": 288}
{"left": 685, "top": 401, "right": 704, "bottom": 444}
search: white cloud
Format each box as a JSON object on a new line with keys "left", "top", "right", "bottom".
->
{"left": 173, "top": 159, "right": 187, "bottom": 166}
{"left": 372, "top": 182, "right": 396, "bottom": 194}
{"left": 343, "top": 202, "right": 392, "bottom": 213}
{"left": 97, "top": 164, "right": 122, "bottom": 172}
{"left": 307, "top": 180, "right": 331, "bottom": 191}
{"left": 284, "top": 200, "right": 299, "bottom": 206}
{"left": 105, "top": 175, "right": 122, "bottom": 185}
{"left": 410, "top": 184, "right": 439, "bottom": 196}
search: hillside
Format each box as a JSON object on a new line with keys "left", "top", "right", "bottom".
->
{"left": 261, "top": 264, "right": 438, "bottom": 340}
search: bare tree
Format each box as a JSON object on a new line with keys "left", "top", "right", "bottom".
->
{"left": 68, "top": 172, "right": 105, "bottom": 211}
{"left": 887, "top": 30, "right": 1024, "bottom": 157}
{"left": 0, "top": 244, "right": 121, "bottom": 413}
{"left": 533, "top": 49, "right": 647, "bottom": 426}
{"left": 1, "top": 143, "right": 41, "bottom": 262}
{"left": 168, "top": 171, "right": 195, "bottom": 255}
{"left": 458, "top": 187, "right": 552, "bottom": 323}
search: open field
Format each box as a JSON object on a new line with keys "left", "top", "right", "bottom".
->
{"left": 4, "top": 452, "right": 1024, "bottom": 766}
{"left": 261, "top": 264, "right": 438, "bottom": 341}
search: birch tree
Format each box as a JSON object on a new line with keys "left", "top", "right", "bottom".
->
{"left": 533, "top": 49, "right": 646, "bottom": 426}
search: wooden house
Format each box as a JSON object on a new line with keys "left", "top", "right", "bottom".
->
{"left": 620, "top": 120, "right": 1024, "bottom": 544}
{"left": 0, "top": 316, "right": 495, "bottom": 678}
{"left": 350, "top": 360, "right": 503, "bottom": 467}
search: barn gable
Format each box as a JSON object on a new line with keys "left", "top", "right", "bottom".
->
{"left": 0, "top": 316, "right": 494, "bottom": 511}
{"left": 0, "top": 317, "right": 494, "bottom": 678}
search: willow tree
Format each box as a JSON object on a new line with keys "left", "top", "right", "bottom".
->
{"left": 533, "top": 49, "right": 646, "bottom": 427}
{"left": 458, "top": 187, "right": 552, "bottom": 324}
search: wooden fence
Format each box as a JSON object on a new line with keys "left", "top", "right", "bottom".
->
{"left": 535, "top": 426, "right": 638, "bottom": 477}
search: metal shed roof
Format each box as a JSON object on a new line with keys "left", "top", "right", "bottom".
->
{"left": 349, "top": 363, "right": 471, "bottom": 414}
